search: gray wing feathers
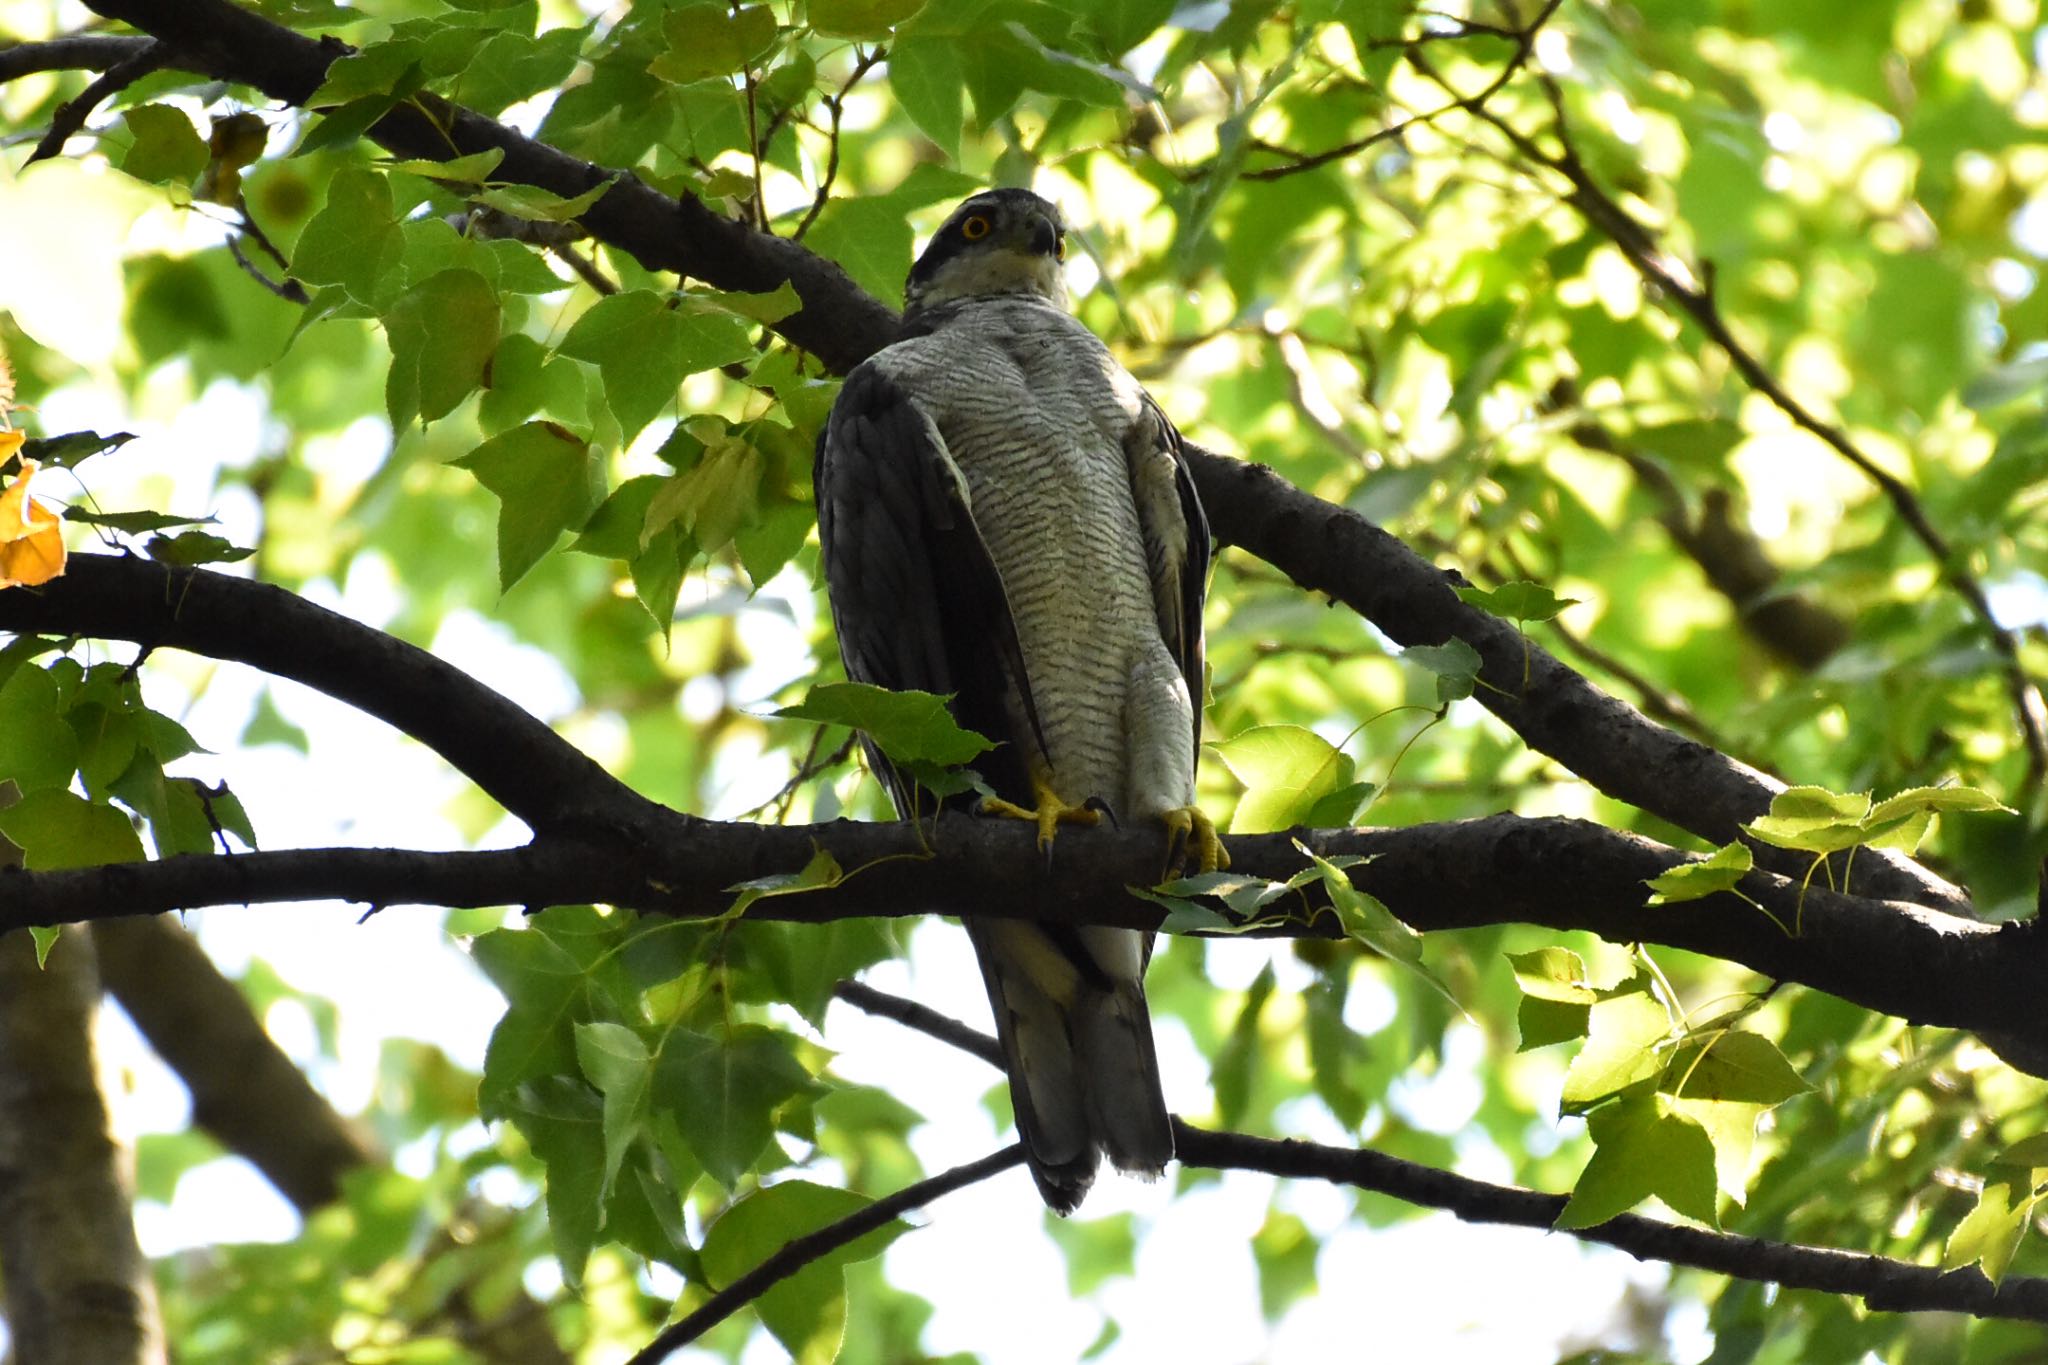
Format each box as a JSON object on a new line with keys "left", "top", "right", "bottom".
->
{"left": 1127, "top": 395, "right": 1210, "bottom": 750}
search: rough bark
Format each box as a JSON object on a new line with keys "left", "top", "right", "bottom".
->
{"left": 0, "top": 929, "right": 165, "bottom": 1365}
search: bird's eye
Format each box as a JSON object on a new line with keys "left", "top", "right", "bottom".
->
{"left": 1055, "top": 235, "right": 1067, "bottom": 261}
{"left": 960, "top": 214, "right": 992, "bottom": 241}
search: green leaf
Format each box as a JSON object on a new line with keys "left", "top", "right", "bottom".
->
{"left": 0, "top": 665, "right": 79, "bottom": 793}
{"left": 653, "top": 1027, "right": 817, "bottom": 1187}
{"left": 651, "top": 4, "right": 778, "bottom": 81}
{"left": 144, "top": 531, "right": 256, "bottom": 567}
{"left": 1403, "top": 638, "right": 1482, "bottom": 703}
{"left": 1454, "top": 580, "right": 1580, "bottom": 623}
{"left": 18, "top": 430, "right": 135, "bottom": 469}
{"left": 775, "top": 682, "right": 997, "bottom": 767}
{"left": 500, "top": 1077, "right": 604, "bottom": 1284}
{"left": 700, "top": 1180, "right": 909, "bottom": 1364}
{"left": 1212, "top": 724, "right": 1354, "bottom": 834}
{"left": 558, "top": 290, "right": 754, "bottom": 442}
{"left": 574, "top": 1021, "right": 653, "bottom": 1198}
{"left": 63, "top": 508, "right": 217, "bottom": 534}
{"left": 1644, "top": 842, "right": 1753, "bottom": 905}
{"left": 752, "top": 918, "right": 897, "bottom": 1028}
{"left": 810, "top": 0, "right": 927, "bottom": 39}
{"left": 119, "top": 104, "right": 209, "bottom": 185}
{"left": 0, "top": 789, "right": 146, "bottom": 870}
{"left": 1944, "top": 1175, "right": 2039, "bottom": 1285}
{"left": 1556, "top": 1092, "right": 1720, "bottom": 1229}
{"left": 1250, "top": 1209, "right": 1320, "bottom": 1318}
{"left": 377, "top": 148, "right": 506, "bottom": 186}
{"left": 1991, "top": 1134, "right": 2048, "bottom": 1169}
{"left": 384, "top": 268, "right": 499, "bottom": 429}
{"left": 725, "top": 845, "right": 844, "bottom": 919}
{"left": 292, "top": 166, "right": 404, "bottom": 307}
{"left": 1741, "top": 786, "right": 1879, "bottom": 855}
{"left": 889, "top": 38, "right": 964, "bottom": 157}
{"left": 643, "top": 431, "right": 763, "bottom": 554}
{"left": 1560, "top": 975, "right": 1670, "bottom": 1113}
{"left": 453, "top": 421, "right": 603, "bottom": 591}
{"left": 1509, "top": 947, "right": 1598, "bottom": 1051}
{"left": 803, "top": 198, "right": 915, "bottom": 304}
{"left": 1661, "top": 1030, "right": 1810, "bottom": 1106}
{"left": 471, "top": 177, "right": 615, "bottom": 223}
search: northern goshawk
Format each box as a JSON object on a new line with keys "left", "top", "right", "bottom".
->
{"left": 815, "top": 188, "right": 1219, "bottom": 1212}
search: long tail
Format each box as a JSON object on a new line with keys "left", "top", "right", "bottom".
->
{"left": 967, "top": 919, "right": 1174, "bottom": 1214}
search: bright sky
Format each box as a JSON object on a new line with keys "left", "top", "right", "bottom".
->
{"left": 0, "top": 146, "right": 1713, "bottom": 1365}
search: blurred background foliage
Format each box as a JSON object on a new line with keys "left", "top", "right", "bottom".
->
{"left": 5, "top": 0, "right": 2048, "bottom": 1359}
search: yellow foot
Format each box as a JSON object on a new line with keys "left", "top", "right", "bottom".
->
{"left": 980, "top": 779, "right": 1103, "bottom": 855}
{"left": 1163, "top": 805, "right": 1229, "bottom": 875}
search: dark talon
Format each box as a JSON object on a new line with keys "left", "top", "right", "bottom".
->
{"left": 1082, "top": 795, "right": 1120, "bottom": 829}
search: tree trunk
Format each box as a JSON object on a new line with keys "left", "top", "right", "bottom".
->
{"left": 0, "top": 927, "right": 165, "bottom": 1365}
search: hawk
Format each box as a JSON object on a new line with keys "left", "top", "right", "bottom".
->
{"left": 815, "top": 187, "right": 1220, "bottom": 1213}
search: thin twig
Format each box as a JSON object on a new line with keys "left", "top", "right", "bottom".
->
{"left": 793, "top": 46, "right": 884, "bottom": 242}
{"left": 1243, "top": 0, "right": 1562, "bottom": 182}
{"left": 25, "top": 37, "right": 167, "bottom": 164}
{"left": 833, "top": 979, "right": 1001, "bottom": 1066}
{"left": 226, "top": 235, "right": 309, "bottom": 303}
{"left": 624, "top": 1143, "right": 1027, "bottom": 1365}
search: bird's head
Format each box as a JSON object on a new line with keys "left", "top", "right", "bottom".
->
{"left": 903, "top": 189, "right": 1069, "bottom": 316}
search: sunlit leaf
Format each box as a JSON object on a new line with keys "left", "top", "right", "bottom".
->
{"left": 775, "top": 682, "right": 996, "bottom": 767}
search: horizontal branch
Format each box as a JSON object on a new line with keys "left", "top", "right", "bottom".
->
{"left": 0, "top": 555, "right": 664, "bottom": 837}
{"left": 836, "top": 983, "right": 2048, "bottom": 1325}
{"left": 3, "top": 813, "right": 2042, "bottom": 1054}
{"left": 0, "top": 34, "right": 155, "bottom": 80}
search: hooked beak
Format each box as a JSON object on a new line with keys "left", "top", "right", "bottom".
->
{"left": 1024, "top": 212, "right": 1060, "bottom": 258}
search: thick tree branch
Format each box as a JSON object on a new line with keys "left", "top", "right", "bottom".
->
{"left": 91, "top": 917, "right": 572, "bottom": 1361}
{"left": 57, "top": 3, "right": 1973, "bottom": 916}
{"left": 0, "top": 555, "right": 665, "bottom": 837}
{"left": 0, "top": 34, "right": 155, "bottom": 80}
{"left": 835, "top": 984, "right": 2048, "bottom": 1326}
{"left": 625, "top": 1144, "right": 1028, "bottom": 1365}
{"left": 4, "top": 814, "right": 2043, "bottom": 1057}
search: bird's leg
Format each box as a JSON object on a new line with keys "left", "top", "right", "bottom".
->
{"left": 1161, "top": 805, "right": 1228, "bottom": 875}
{"left": 980, "top": 773, "right": 1103, "bottom": 856}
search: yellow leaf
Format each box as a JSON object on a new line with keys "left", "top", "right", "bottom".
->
{"left": 0, "top": 460, "right": 67, "bottom": 588}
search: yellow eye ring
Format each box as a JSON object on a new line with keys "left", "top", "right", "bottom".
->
{"left": 1054, "top": 236, "right": 1067, "bottom": 261}
{"left": 960, "top": 214, "right": 992, "bottom": 241}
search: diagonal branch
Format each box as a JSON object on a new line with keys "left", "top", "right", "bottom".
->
{"left": 3, "top": 815, "right": 2043, "bottom": 1056}
{"left": 24, "top": 36, "right": 166, "bottom": 164}
{"left": 834, "top": 983, "right": 2048, "bottom": 1326}
{"left": 1243, "top": 0, "right": 1563, "bottom": 182}
{"left": 624, "top": 1144, "right": 1027, "bottom": 1365}
{"left": 1418, "top": 58, "right": 2048, "bottom": 791}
